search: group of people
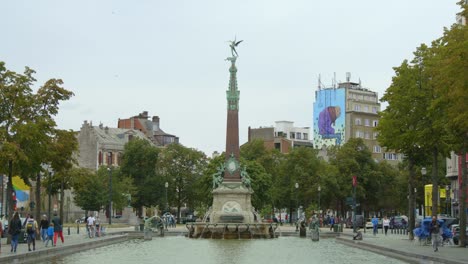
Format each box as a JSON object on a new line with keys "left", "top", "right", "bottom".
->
{"left": 0, "top": 212, "right": 64, "bottom": 254}
{"left": 84, "top": 214, "right": 102, "bottom": 238}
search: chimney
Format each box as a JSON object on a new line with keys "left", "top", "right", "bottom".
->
{"left": 105, "top": 126, "right": 109, "bottom": 134}
{"left": 152, "top": 116, "right": 160, "bottom": 130}
{"left": 141, "top": 111, "right": 149, "bottom": 118}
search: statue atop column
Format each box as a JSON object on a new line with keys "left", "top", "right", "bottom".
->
{"left": 229, "top": 38, "right": 243, "bottom": 57}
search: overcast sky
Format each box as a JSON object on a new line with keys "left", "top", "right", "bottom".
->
{"left": 1, "top": 1, "right": 461, "bottom": 156}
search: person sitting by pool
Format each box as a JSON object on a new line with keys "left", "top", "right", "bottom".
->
{"left": 353, "top": 228, "right": 363, "bottom": 240}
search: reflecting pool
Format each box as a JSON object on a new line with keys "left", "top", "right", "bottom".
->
{"left": 42, "top": 237, "right": 406, "bottom": 264}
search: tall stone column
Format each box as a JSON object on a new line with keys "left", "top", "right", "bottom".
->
{"left": 224, "top": 57, "right": 241, "bottom": 182}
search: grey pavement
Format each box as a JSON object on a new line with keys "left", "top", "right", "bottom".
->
{"left": 336, "top": 227, "right": 468, "bottom": 264}
{"left": 0, "top": 225, "right": 134, "bottom": 259}
{"left": 1, "top": 224, "right": 466, "bottom": 264}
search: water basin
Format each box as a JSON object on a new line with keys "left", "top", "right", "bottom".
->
{"left": 40, "top": 236, "right": 406, "bottom": 264}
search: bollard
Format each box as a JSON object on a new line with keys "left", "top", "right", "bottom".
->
{"left": 77, "top": 223, "right": 80, "bottom": 234}
{"left": 68, "top": 226, "right": 70, "bottom": 235}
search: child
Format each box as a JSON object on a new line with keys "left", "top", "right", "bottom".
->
{"left": 45, "top": 223, "right": 54, "bottom": 247}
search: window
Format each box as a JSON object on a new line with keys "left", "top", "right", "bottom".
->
{"left": 373, "top": 145, "right": 381, "bottom": 153}
{"left": 364, "top": 106, "right": 369, "bottom": 112}
{"left": 354, "top": 104, "right": 361, "bottom": 111}
{"left": 296, "top": 132, "right": 302, "bottom": 140}
{"left": 373, "top": 132, "right": 379, "bottom": 139}
{"left": 373, "top": 120, "right": 379, "bottom": 127}
{"left": 365, "top": 132, "right": 370, "bottom": 139}
{"left": 303, "top": 133, "right": 308, "bottom": 140}
{"left": 290, "top": 132, "right": 295, "bottom": 139}
{"left": 355, "top": 131, "right": 364, "bottom": 138}
{"left": 274, "top": 143, "right": 281, "bottom": 150}
{"left": 372, "top": 107, "right": 378, "bottom": 113}
{"left": 383, "top": 153, "right": 398, "bottom": 160}
{"left": 364, "top": 119, "right": 370, "bottom": 126}
{"left": 355, "top": 118, "right": 361, "bottom": 125}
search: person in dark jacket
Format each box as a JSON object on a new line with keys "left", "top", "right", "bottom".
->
{"left": 40, "top": 214, "right": 49, "bottom": 242}
{"left": 430, "top": 216, "right": 440, "bottom": 252}
{"left": 52, "top": 213, "right": 64, "bottom": 245}
{"left": 9, "top": 212, "right": 22, "bottom": 253}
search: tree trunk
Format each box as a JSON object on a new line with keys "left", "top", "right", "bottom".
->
{"left": 59, "top": 179, "right": 64, "bottom": 223}
{"left": 431, "top": 147, "right": 439, "bottom": 217}
{"left": 35, "top": 172, "right": 41, "bottom": 222}
{"left": 459, "top": 143, "right": 467, "bottom": 248}
{"left": 408, "top": 158, "right": 415, "bottom": 240}
{"left": 7, "top": 160, "right": 13, "bottom": 219}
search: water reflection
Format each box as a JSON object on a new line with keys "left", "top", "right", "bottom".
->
{"left": 41, "top": 237, "right": 406, "bottom": 264}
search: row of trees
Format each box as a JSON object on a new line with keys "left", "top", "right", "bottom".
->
{"left": 0, "top": 61, "right": 76, "bottom": 224}
{"left": 96, "top": 137, "right": 409, "bottom": 224}
{"left": 377, "top": 1, "right": 467, "bottom": 245}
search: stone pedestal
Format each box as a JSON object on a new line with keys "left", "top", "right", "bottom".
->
{"left": 210, "top": 182, "right": 254, "bottom": 224}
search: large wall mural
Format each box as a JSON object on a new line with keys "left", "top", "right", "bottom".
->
{"left": 313, "top": 88, "right": 346, "bottom": 147}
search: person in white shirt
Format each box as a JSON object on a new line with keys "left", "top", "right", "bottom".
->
{"left": 383, "top": 216, "right": 390, "bottom": 235}
{"left": 87, "top": 215, "right": 96, "bottom": 238}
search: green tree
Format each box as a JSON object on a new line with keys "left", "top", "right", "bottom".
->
{"left": 430, "top": 3, "right": 468, "bottom": 246}
{"left": 120, "top": 138, "right": 160, "bottom": 217}
{"left": 275, "top": 147, "right": 321, "bottom": 222}
{"left": 72, "top": 168, "right": 106, "bottom": 212}
{"left": 378, "top": 56, "right": 434, "bottom": 240}
{"left": 158, "top": 144, "right": 207, "bottom": 223}
{"left": 0, "top": 61, "right": 73, "bottom": 219}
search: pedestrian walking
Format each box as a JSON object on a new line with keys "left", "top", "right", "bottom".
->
{"left": 430, "top": 216, "right": 440, "bottom": 252}
{"left": 26, "top": 215, "right": 39, "bottom": 251}
{"left": 87, "top": 214, "right": 96, "bottom": 238}
{"left": 95, "top": 217, "right": 101, "bottom": 237}
{"left": 45, "top": 223, "right": 54, "bottom": 247}
{"left": 8, "top": 212, "right": 22, "bottom": 253}
{"left": 383, "top": 216, "right": 390, "bottom": 235}
{"left": 52, "top": 212, "right": 64, "bottom": 245}
{"left": 371, "top": 215, "right": 379, "bottom": 236}
{"left": 40, "top": 214, "right": 49, "bottom": 242}
{"left": 329, "top": 215, "right": 335, "bottom": 231}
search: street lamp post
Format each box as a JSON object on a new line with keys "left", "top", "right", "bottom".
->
{"left": 108, "top": 167, "right": 112, "bottom": 225}
{"left": 318, "top": 185, "right": 321, "bottom": 214}
{"left": 48, "top": 169, "right": 52, "bottom": 219}
{"left": 165, "top": 182, "right": 169, "bottom": 213}
{"left": 295, "top": 182, "right": 299, "bottom": 231}
{"left": 421, "top": 167, "right": 426, "bottom": 217}
{"left": 445, "top": 185, "right": 450, "bottom": 216}
{"left": 352, "top": 176, "right": 357, "bottom": 233}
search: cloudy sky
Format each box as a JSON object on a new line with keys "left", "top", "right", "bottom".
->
{"left": 1, "top": 1, "right": 461, "bottom": 155}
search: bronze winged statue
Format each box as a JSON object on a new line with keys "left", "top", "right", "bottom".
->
{"left": 229, "top": 38, "right": 243, "bottom": 57}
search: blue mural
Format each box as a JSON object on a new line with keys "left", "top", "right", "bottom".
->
{"left": 313, "top": 88, "right": 346, "bottom": 147}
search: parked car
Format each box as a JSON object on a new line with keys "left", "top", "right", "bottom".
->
{"left": 391, "top": 216, "right": 408, "bottom": 229}
{"left": 365, "top": 218, "right": 373, "bottom": 229}
{"left": 75, "top": 216, "right": 86, "bottom": 224}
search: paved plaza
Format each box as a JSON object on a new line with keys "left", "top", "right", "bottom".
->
{"left": 0, "top": 224, "right": 466, "bottom": 263}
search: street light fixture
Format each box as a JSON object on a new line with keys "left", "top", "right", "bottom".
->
{"left": 165, "top": 182, "right": 169, "bottom": 213}
{"left": 421, "top": 167, "right": 426, "bottom": 216}
{"left": 48, "top": 169, "right": 53, "bottom": 219}
{"left": 295, "top": 182, "right": 299, "bottom": 230}
{"left": 318, "top": 185, "right": 321, "bottom": 214}
{"left": 108, "top": 167, "right": 112, "bottom": 225}
{"left": 445, "top": 185, "right": 450, "bottom": 216}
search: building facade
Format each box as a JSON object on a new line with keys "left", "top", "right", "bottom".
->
{"left": 313, "top": 73, "right": 401, "bottom": 164}
{"left": 248, "top": 121, "right": 313, "bottom": 153}
{"left": 117, "top": 111, "right": 179, "bottom": 147}
{"left": 77, "top": 120, "right": 150, "bottom": 170}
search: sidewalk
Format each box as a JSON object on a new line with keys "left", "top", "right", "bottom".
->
{"left": 0, "top": 226, "right": 133, "bottom": 261}
{"left": 336, "top": 227, "right": 468, "bottom": 264}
